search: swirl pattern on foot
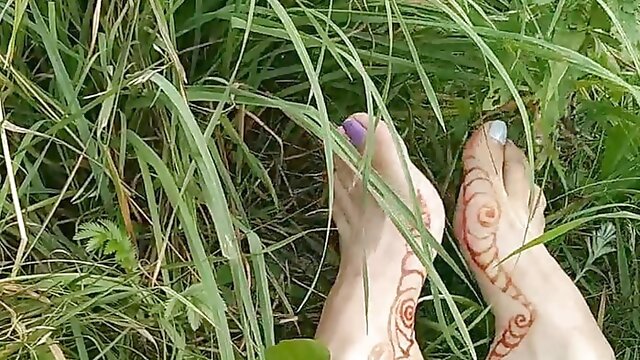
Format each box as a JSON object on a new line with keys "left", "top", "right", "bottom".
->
{"left": 383, "top": 190, "right": 431, "bottom": 359}
{"left": 460, "top": 161, "right": 536, "bottom": 360}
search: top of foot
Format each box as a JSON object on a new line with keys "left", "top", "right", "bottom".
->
{"left": 453, "top": 120, "right": 614, "bottom": 360}
{"left": 316, "top": 113, "right": 445, "bottom": 360}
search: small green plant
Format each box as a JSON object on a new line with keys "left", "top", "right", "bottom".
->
{"left": 74, "top": 220, "right": 137, "bottom": 273}
{"left": 575, "top": 222, "right": 617, "bottom": 282}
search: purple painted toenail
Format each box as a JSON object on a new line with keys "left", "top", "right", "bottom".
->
{"left": 342, "top": 118, "right": 366, "bottom": 147}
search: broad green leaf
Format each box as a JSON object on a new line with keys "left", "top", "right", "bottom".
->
{"left": 265, "top": 339, "right": 330, "bottom": 360}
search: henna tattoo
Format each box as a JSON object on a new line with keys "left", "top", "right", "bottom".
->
{"left": 460, "top": 160, "right": 535, "bottom": 360}
{"left": 385, "top": 190, "right": 431, "bottom": 359}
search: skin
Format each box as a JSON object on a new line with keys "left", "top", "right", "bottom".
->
{"left": 453, "top": 121, "right": 615, "bottom": 360}
{"left": 314, "top": 113, "right": 446, "bottom": 360}
{"left": 315, "top": 115, "right": 614, "bottom": 360}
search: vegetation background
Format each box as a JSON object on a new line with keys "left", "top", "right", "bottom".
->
{"left": 0, "top": 0, "right": 639, "bottom": 359}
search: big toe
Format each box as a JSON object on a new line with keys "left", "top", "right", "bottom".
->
{"left": 342, "top": 112, "right": 407, "bottom": 184}
{"left": 463, "top": 120, "right": 508, "bottom": 188}
{"left": 456, "top": 120, "right": 510, "bottom": 244}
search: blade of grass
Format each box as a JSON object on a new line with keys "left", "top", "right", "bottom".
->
{"left": 594, "top": 0, "right": 640, "bottom": 78}
{"left": 503, "top": 210, "right": 640, "bottom": 262}
{"left": 429, "top": 0, "right": 535, "bottom": 190}
{"left": 1, "top": 100, "right": 29, "bottom": 277}
{"left": 28, "top": 1, "right": 113, "bottom": 215}
{"left": 248, "top": 231, "right": 275, "bottom": 347}
{"left": 390, "top": 0, "right": 445, "bottom": 130}
{"left": 139, "top": 158, "right": 170, "bottom": 285}
{"left": 129, "top": 132, "right": 235, "bottom": 359}
{"left": 149, "top": 0, "right": 186, "bottom": 83}
{"left": 3, "top": 0, "right": 27, "bottom": 67}
{"left": 148, "top": 73, "right": 264, "bottom": 357}
{"left": 263, "top": 0, "right": 336, "bottom": 313}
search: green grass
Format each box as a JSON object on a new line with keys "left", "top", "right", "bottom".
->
{"left": 1, "top": 0, "right": 639, "bottom": 359}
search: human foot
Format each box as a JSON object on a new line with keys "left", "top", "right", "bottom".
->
{"left": 315, "top": 113, "right": 445, "bottom": 360}
{"left": 453, "top": 121, "right": 614, "bottom": 360}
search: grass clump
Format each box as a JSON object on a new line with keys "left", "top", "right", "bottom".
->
{"left": 0, "top": 0, "right": 639, "bottom": 359}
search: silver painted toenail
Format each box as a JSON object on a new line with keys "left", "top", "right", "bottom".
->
{"left": 489, "top": 120, "right": 507, "bottom": 145}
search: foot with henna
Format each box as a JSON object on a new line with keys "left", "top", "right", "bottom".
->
{"left": 453, "top": 120, "right": 615, "bottom": 360}
{"left": 315, "top": 113, "right": 446, "bottom": 360}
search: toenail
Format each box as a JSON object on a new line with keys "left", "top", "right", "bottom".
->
{"left": 488, "top": 120, "right": 507, "bottom": 145}
{"left": 342, "top": 118, "right": 366, "bottom": 147}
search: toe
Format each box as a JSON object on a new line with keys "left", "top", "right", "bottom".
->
{"left": 334, "top": 126, "right": 359, "bottom": 191}
{"left": 334, "top": 154, "right": 358, "bottom": 192}
{"left": 503, "top": 141, "right": 547, "bottom": 224}
{"left": 455, "top": 121, "right": 510, "bottom": 252}
{"left": 331, "top": 198, "right": 351, "bottom": 238}
{"left": 333, "top": 129, "right": 360, "bottom": 230}
{"left": 342, "top": 112, "right": 408, "bottom": 188}
{"left": 333, "top": 172, "right": 358, "bottom": 220}
{"left": 463, "top": 120, "right": 507, "bottom": 185}
{"left": 503, "top": 140, "right": 533, "bottom": 205}
{"left": 530, "top": 185, "right": 547, "bottom": 230}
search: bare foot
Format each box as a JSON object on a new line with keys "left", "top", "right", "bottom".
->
{"left": 315, "top": 113, "right": 445, "bottom": 360}
{"left": 453, "top": 121, "right": 615, "bottom": 360}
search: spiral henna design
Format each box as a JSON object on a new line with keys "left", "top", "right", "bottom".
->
{"left": 460, "top": 161, "right": 535, "bottom": 360}
{"left": 380, "top": 190, "right": 430, "bottom": 359}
